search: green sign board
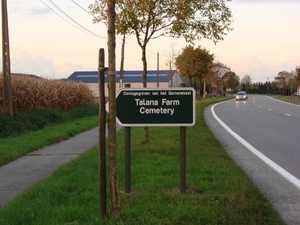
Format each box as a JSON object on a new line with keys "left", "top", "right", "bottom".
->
{"left": 116, "top": 88, "right": 195, "bottom": 127}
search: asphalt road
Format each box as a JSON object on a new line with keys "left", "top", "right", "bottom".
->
{"left": 213, "top": 95, "right": 300, "bottom": 181}
{"left": 204, "top": 95, "right": 300, "bottom": 225}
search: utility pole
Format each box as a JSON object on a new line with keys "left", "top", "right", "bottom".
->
{"left": 119, "top": 34, "right": 125, "bottom": 88}
{"left": 2, "top": 0, "right": 13, "bottom": 115}
{"left": 156, "top": 52, "right": 159, "bottom": 87}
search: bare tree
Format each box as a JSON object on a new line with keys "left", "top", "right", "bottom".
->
{"left": 164, "top": 41, "right": 178, "bottom": 87}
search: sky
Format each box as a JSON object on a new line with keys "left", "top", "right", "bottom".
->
{"left": 1, "top": 0, "right": 299, "bottom": 83}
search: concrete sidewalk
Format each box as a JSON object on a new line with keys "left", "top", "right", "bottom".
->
{"left": 0, "top": 124, "right": 122, "bottom": 208}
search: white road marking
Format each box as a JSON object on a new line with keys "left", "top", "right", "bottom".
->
{"left": 211, "top": 102, "right": 300, "bottom": 189}
{"left": 285, "top": 113, "right": 291, "bottom": 116}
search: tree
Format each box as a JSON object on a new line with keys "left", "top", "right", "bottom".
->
{"left": 275, "top": 71, "right": 289, "bottom": 96}
{"left": 222, "top": 71, "right": 239, "bottom": 94}
{"left": 240, "top": 75, "right": 252, "bottom": 92}
{"left": 271, "top": 81, "right": 279, "bottom": 95}
{"left": 295, "top": 65, "right": 300, "bottom": 83}
{"left": 89, "top": 0, "right": 233, "bottom": 141}
{"left": 287, "top": 70, "right": 298, "bottom": 96}
{"left": 164, "top": 41, "right": 178, "bottom": 87}
{"left": 208, "top": 61, "right": 230, "bottom": 96}
{"left": 107, "top": 0, "right": 122, "bottom": 221}
{"left": 175, "top": 45, "right": 214, "bottom": 100}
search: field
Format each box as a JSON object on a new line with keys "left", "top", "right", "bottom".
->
{"left": 0, "top": 73, "right": 94, "bottom": 112}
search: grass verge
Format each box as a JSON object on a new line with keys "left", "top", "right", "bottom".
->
{"left": 272, "top": 95, "right": 300, "bottom": 105}
{"left": 0, "top": 116, "right": 98, "bottom": 166}
{"left": 0, "top": 98, "right": 285, "bottom": 225}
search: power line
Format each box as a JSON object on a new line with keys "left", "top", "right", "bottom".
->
{"left": 70, "top": 0, "right": 94, "bottom": 17}
{"left": 46, "top": 0, "right": 106, "bottom": 39}
{"left": 40, "top": 0, "right": 106, "bottom": 39}
{"left": 42, "top": 0, "right": 169, "bottom": 68}
{"left": 68, "top": 0, "right": 159, "bottom": 59}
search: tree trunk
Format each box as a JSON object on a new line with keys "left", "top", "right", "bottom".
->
{"left": 196, "top": 80, "right": 200, "bottom": 100}
{"left": 203, "top": 80, "right": 206, "bottom": 100}
{"left": 198, "top": 79, "right": 201, "bottom": 101}
{"left": 107, "top": 0, "right": 122, "bottom": 221}
{"left": 142, "top": 45, "right": 149, "bottom": 143}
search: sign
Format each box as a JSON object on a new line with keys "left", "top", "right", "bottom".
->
{"left": 116, "top": 88, "right": 195, "bottom": 127}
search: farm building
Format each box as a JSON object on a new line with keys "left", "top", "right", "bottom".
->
{"left": 67, "top": 70, "right": 187, "bottom": 97}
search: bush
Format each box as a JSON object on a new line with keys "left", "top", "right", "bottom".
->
{"left": 0, "top": 104, "right": 98, "bottom": 138}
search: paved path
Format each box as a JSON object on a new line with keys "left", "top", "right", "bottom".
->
{"left": 0, "top": 124, "right": 122, "bottom": 208}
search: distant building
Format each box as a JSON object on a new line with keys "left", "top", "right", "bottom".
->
{"left": 11, "top": 73, "right": 42, "bottom": 79}
{"left": 67, "top": 70, "right": 187, "bottom": 97}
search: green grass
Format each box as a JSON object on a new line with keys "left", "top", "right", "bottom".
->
{"left": 0, "top": 116, "right": 99, "bottom": 166}
{"left": 0, "top": 98, "right": 286, "bottom": 225}
{"left": 0, "top": 104, "right": 99, "bottom": 138}
{"left": 272, "top": 95, "right": 300, "bottom": 105}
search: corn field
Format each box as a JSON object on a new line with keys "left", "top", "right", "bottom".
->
{"left": 0, "top": 74, "right": 94, "bottom": 112}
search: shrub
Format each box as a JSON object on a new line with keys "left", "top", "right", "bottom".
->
{"left": 0, "top": 104, "right": 98, "bottom": 138}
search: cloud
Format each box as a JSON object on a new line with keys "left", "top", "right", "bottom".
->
{"left": 7, "top": 47, "right": 82, "bottom": 79}
{"left": 227, "top": 56, "right": 298, "bottom": 83}
{"left": 9, "top": 1, "right": 51, "bottom": 16}
{"left": 27, "top": 7, "right": 52, "bottom": 16}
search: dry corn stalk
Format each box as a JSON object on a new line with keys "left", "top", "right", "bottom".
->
{"left": 0, "top": 73, "right": 94, "bottom": 112}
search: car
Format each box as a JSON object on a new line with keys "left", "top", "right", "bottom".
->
{"left": 242, "top": 91, "right": 248, "bottom": 99}
{"left": 236, "top": 91, "right": 247, "bottom": 101}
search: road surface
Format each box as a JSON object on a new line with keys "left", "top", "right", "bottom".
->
{"left": 204, "top": 95, "right": 300, "bottom": 225}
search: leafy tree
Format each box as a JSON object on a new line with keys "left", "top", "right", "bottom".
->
{"left": 175, "top": 45, "right": 214, "bottom": 100}
{"left": 222, "top": 71, "right": 239, "bottom": 93}
{"left": 90, "top": 0, "right": 233, "bottom": 86}
{"left": 296, "top": 65, "right": 300, "bottom": 82}
{"left": 89, "top": 0, "right": 233, "bottom": 141}
{"left": 250, "top": 82, "right": 258, "bottom": 93}
{"left": 275, "top": 71, "right": 289, "bottom": 96}
{"left": 240, "top": 75, "right": 252, "bottom": 92}
{"left": 288, "top": 70, "right": 298, "bottom": 96}
{"left": 208, "top": 61, "right": 230, "bottom": 96}
{"left": 271, "top": 81, "right": 279, "bottom": 95}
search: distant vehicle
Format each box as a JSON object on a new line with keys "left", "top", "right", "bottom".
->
{"left": 294, "top": 92, "right": 300, "bottom": 96}
{"left": 242, "top": 91, "right": 248, "bottom": 99}
{"left": 236, "top": 91, "right": 247, "bottom": 101}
